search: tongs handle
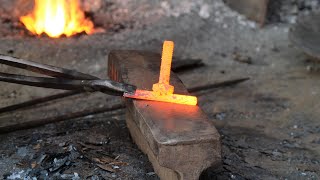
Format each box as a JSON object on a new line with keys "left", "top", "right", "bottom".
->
{"left": 0, "top": 72, "right": 136, "bottom": 96}
{"left": 0, "top": 55, "right": 136, "bottom": 95}
{"left": 0, "top": 55, "right": 97, "bottom": 80}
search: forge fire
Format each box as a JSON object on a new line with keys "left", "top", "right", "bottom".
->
{"left": 20, "top": 0, "right": 94, "bottom": 38}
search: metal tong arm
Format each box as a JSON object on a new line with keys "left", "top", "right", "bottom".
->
{"left": 0, "top": 72, "right": 136, "bottom": 96}
{"left": 0, "top": 54, "right": 97, "bottom": 80}
{"left": 0, "top": 55, "right": 136, "bottom": 95}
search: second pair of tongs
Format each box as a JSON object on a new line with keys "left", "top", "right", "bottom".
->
{"left": 0, "top": 55, "right": 136, "bottom": 96}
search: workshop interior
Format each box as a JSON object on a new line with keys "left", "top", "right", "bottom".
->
{"left": 0, "top": 0, "right": 319, "bottom": 179}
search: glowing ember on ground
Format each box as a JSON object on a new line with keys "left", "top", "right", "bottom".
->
{"left": 20, "top": 0, "right": 95, "bottom": 38}
{"left": 124, "top": 41, "right": 198, "bottom": 106}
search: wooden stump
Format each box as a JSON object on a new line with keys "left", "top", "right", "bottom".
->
{"left": 108, "top": 50, "right": 221, "bottom": 180}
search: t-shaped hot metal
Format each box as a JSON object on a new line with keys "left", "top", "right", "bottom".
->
{"left": 124, "top": 41, "right": 198, "bottom": 106}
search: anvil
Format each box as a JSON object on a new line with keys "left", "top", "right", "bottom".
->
{"left": 108, "top": 47, "right": 221, "bottom": 180}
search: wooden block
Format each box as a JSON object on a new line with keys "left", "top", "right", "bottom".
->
{"left": 223, "top": 0, "right": 269, "bottom": 26}
{"left": 108, "top": 51, "right": 221, "bottom": 180}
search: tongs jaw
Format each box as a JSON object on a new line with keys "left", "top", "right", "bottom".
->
{"left": 0, "top": 55, "right": 136, "bottom": 96}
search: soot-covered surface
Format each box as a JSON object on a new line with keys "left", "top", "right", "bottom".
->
{"left": 0, "top": 0, "right": 320, "bottom": 179}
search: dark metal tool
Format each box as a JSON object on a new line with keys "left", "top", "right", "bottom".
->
{"left": 0, "top": 58, "right": 204, "bottom": 114}
{"left": 0, "top": 55, "right": 136, "bottom": 96}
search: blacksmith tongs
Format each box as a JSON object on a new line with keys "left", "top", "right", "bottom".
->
{"left": 0, "top": 55, "right": 136, "bottom": 96}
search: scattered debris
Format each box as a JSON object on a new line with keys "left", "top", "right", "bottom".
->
{"left": 146, "top": 172, "right": 156, "bottom": 176}
{"left": 96, "top": 164, "right": 117, "bottom": 173}
{"left": 232, "top": 51, "right": 253, "bottom": 64}
{"left": 215, "top": 112, "right": 227, "bottom": 121}
{"left": 60, "top": 172, "right": 80, "bottom": 180}
{"left": 33, "top": 144, "right": 41, "bottom": 151}
{"left": 5, "top": 170, "right": 29, "bottom": 180}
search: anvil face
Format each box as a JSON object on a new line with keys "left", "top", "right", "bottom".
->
{"left": 108, "top": 50, "right": 221, "bottom": 180}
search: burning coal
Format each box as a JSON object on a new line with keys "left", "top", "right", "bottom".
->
{"left": 20, "top": 0, "right": 95, "bottom": 38}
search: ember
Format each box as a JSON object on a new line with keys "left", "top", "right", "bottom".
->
{"left": 20, "top": 0, "right": 94, "bottom": 38}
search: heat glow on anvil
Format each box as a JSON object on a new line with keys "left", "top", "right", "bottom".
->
{"left": 124, "top": 41, "right": 198, "bottom": 106}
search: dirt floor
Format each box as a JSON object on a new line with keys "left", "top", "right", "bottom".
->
{"left": 0, "top": 0, "right": 320, "bottom": 179}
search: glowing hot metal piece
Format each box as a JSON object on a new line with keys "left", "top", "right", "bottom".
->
{"left": 124, "top": 89, "right": 197, "bottom": 106}
{"left": 124, "top": 41, "right": 198, "bottom": 106}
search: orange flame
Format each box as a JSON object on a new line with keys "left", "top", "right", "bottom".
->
{"left": 20, "top": 0, "right": 94, "bottom": 38}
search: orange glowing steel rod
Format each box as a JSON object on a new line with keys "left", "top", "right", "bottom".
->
{"left": 124, "top": 41, "right": 198, "bottom": 106}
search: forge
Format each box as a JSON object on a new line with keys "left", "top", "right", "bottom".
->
{"left": 1, "top": 0, "right": 320, "bottom": 179}
{"left": 20, "top": 0, "right": 95, "bottom": 38}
